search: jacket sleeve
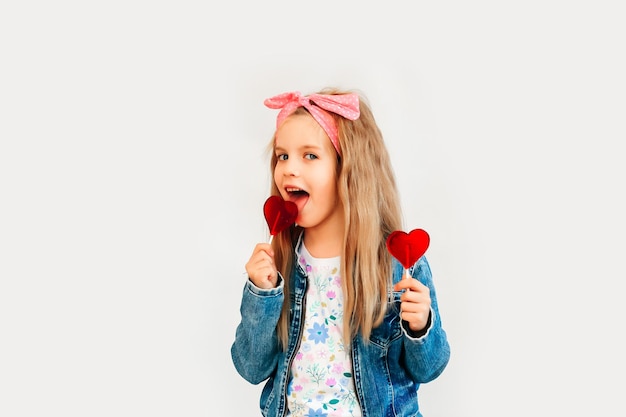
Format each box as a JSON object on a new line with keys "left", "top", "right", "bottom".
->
{"left": 401, "top": 256, "right": 451, "bottom": 383}
{"left": 230, "top": 275, "right": 285, "bottom": 385}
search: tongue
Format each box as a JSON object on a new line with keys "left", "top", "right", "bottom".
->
{"left": 291, "top": 194, "right": 309, "bottom": 217}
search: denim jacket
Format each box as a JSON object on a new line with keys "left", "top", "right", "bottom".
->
{"left": 231, "top": 236, "right": 450, "bottom": 417}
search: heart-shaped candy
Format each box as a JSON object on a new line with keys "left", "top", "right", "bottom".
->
{"left": 263, "top": 195, "right": 298, "bottom": 236}
{"left": 385, "top": 228, "right": 430, "bottom": 269}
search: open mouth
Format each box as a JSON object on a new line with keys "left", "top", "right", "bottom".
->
{"left": 285, "top": 187, "right": 310, "bottom": 213}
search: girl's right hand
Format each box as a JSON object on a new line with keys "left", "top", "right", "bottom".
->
{"left": 245, "top": 243, "right": 278, "bottom": 289}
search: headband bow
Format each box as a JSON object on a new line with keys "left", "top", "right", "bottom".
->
{"left": 264, "top": 91, "right": 360, "bottom": 154}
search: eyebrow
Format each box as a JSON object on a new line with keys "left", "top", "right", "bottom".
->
{"left": 274, "top": 144, "right": 324, "bottom": 153}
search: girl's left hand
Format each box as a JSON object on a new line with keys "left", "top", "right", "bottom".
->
{"left": 393, "top": 278, "right": 431, "bottom": 332}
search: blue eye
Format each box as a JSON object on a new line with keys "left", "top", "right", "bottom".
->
{"left": 277, "top": 154, "right": 288, "bottom": 161}
{"left": 304, "top": 153, "right": 318, "bottom": 160}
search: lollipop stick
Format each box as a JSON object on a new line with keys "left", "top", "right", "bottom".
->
{"left": 404, "top": 267, "right": 412, "bottom": 293}
{"left": 405, "top": 246, "right": 410, "bottom": 276}
{"left": 267, "top": 215, "right": 280, "bottom": 244}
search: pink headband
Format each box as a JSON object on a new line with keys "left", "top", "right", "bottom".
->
{"left": 264, "top": 91, "right": 360, "bottom": 154}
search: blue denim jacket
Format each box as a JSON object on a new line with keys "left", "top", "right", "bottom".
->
{"left": 231, "top": 237, "right": 450, "bottom": 417}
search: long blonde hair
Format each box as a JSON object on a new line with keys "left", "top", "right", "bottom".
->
{"left": 268, "top": 88, "right": 403, "bottom": 348}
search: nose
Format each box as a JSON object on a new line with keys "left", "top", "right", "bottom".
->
{"left": 282, "top": 157, "right": 300, "bottom": 177}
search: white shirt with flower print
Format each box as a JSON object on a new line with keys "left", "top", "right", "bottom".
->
{"left": 286, "top": 244, "right": 362, "bottom": 417}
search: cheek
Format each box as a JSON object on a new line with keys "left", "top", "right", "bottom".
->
{"left": 328, "top": 176, "right": 341, "bottom": 200}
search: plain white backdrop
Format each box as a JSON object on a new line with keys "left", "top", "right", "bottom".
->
{"left": 1, "top": 1, "right": 625, "bottom": 416}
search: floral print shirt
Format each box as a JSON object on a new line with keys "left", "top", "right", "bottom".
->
{"left": 286, "top": 244, "right": 361, "bottom": 417}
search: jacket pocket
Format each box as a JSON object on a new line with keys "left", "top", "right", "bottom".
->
{"left": 368, "top": 292, "right": 403, "bottom": 348}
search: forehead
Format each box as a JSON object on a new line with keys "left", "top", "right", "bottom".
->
{"left": 275, "top": 114, "right": 334, "bottom": 151}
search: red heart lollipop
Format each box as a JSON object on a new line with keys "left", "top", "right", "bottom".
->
{"left": 386, "top": 228, "right": 430, "bottom": 269}
{"left": 263, "top": 195, "right": 298, "bottom": 236}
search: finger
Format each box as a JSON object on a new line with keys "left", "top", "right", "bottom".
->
{"left": 400, "top": 311, "right": 430, "bottom": 331}
{"left": 246, "top": 246, "right": 275, "bottom": 268}
{"left": 248, "top": 257, "right": 275, "bottom": 277}
{"left": 394, "top": 278, "right": 427, "bottom": 293}
{"left": 246, "top": 259, "right": 271, "bottom": 280}
{"left": 249, "top": 264, "right": 277, "bottom": 287}
{"left": 400, "top": 299, "right": 430, "bottom": 315}
{"left": 253, "top": 243, "right": 275, "bottom": 258}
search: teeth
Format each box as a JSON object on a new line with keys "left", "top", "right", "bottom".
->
{"left": 286, "top": 187, "right": 302, "bottom": 193}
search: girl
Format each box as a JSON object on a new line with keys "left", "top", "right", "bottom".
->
{"left": 231, "top": 89, "right": 450, "bottom": 417}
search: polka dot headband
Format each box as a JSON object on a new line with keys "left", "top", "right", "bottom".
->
{"left": 264, "top": 91, "right": 361, "bottom": 154}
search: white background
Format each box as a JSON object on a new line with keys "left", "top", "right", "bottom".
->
{"left": 1, "top": 1, "right": 625, "bottom": 416}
